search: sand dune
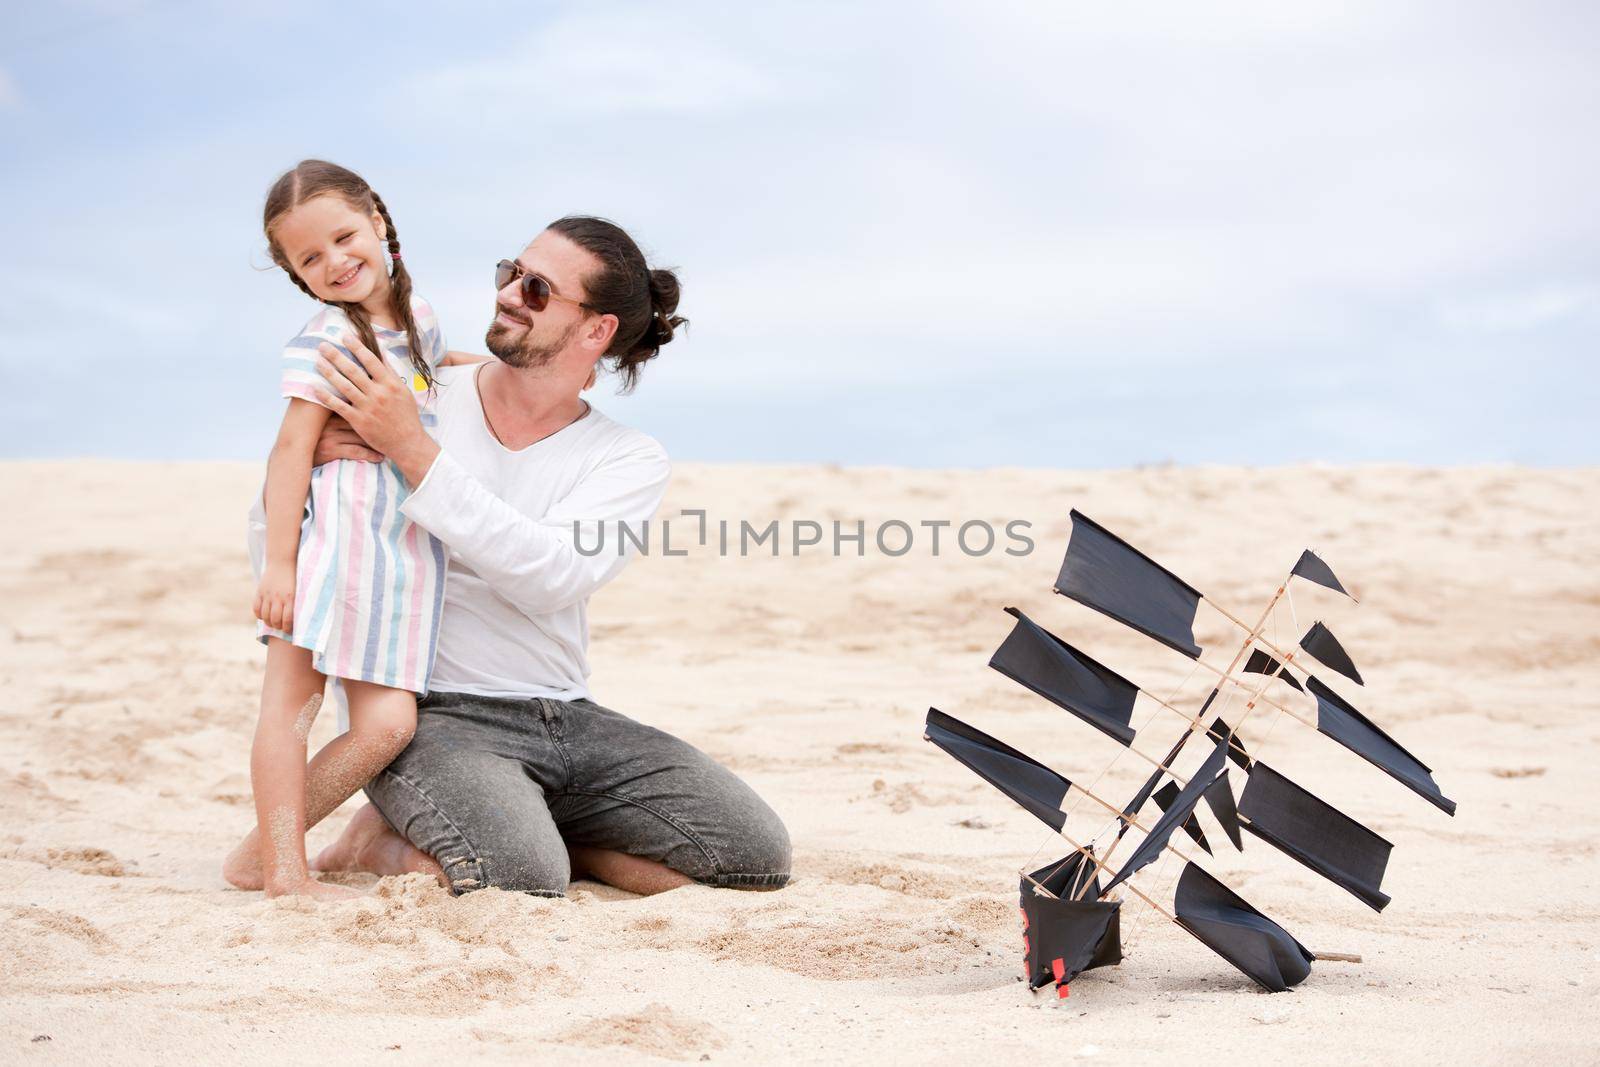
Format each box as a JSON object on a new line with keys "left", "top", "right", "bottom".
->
{"left": 1, "top": 461, "right": 1597, "bottom": 1063}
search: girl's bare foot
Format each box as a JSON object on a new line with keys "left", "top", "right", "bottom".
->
{"left": 264, "top": 876, "right": 363, "bottom": 901}
{"left": 313, "top": 802, "right": 448, "bottom": 887}
{"left": 222, "top": 837, "right": 265, "bottom": 891}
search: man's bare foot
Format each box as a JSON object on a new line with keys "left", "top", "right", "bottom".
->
{"left": 313, "top": 802, "right": 447, "bottom": 887}
{"left": 222, "top": 836, "right": 265, "bottom": 891}
{"left": 570, "top": 845, "right": 693, "bottom": 896}
{"left": 264, "top": 876, "right": 363, "bottom": 901}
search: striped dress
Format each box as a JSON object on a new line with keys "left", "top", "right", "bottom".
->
{"left": 255, "top": 295, "right": 448, "bottom": 694}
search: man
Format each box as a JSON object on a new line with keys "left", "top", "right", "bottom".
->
{"left": 279, "top": 216, "right": 790, "bottom": 897}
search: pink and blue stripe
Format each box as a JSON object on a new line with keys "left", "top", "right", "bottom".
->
{"left": 256, "top": 295, "right": 448, "bottom": 694}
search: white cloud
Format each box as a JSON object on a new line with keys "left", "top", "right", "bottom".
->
{"left": 413, "top": 4, "right": 815, "bottom": 121}
{"left": 1432, "top": 283, "right": 1598, "bottom": 333}
{"left": 12, "top": 0, "right": 1596, "bottom": 462}
{"left": 386, "top": 1, "right": 1600, "bottom": 400}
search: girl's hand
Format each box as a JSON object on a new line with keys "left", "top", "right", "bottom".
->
{"left": 255, "top": 561, "right": 297, "bottom": 632}
{"left": 314, "top": 416, "right": 383, "bottom": 465}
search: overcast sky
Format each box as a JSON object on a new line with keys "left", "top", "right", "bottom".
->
{"left": 2, "top": 1, "right": 1596, "bottom": 466}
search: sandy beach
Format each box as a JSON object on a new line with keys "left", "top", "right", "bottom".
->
{"left": 2, "top": 459, "right": 1597, "bottom": 1064}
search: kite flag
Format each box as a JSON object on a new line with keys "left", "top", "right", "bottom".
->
{"left": 1054, "top": 510, "right": 1204, "bottom": 659}
{"left": 924, "top": 709, "right": 1071, "bottom": 831}
{"left": 1103, "top": 733, "right": 1230, "bottom": 894}
{"left": 1173, "top": 862, "right": 1314, "bottom": 993}
{"left": 1153, "top": 782, "right": 1212, "bottom": 854}
{"left": 1238, "top": 763, "right": 1394, "bottom": 912}
{"left": 1305, "top": 677, "right": 1457, "bottom": 816}
{"left": 1202, "top": 769, "right": 1245, "bottom": 851}
{"left": 1117, "top": 763, "right": 1168, "bottom": 844}
{"left": 1021, "top": 852, "right": 1123, "bottom": 992}
{"left": 1114, "top": 720, "right": 1204, "bottom": 842}
{"left": 989, "top": 608, "right": 1139, "bottom": 746}
{"left": 1299, "top": 621, "right": 1364, "bottom": 686}
{"left": 1242, "top": 649, "right": 1306, "bottom": 692}
{"left": 1206, "top": 715, "right": 1254, "bottom": 770}
{"left": 1290, "top": 549, "right": 1351, "bottom": 599}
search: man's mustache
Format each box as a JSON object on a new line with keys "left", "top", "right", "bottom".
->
{"left": 494, "top": 303, "right": 531, "bottom": 326}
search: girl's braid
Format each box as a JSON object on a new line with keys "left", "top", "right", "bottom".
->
{"left": 371, "top": 192, "right": 432, "bottom": 390}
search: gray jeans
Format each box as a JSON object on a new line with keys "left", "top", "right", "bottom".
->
{"left": 363, "top": 690, "right": 791, "bottom": 897}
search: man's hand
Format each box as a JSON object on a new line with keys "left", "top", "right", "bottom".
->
{"left": 314, "top": 333, "right": 441, "bottom": 487}
{"left": 255, "top": 560, "right": 296, "bottom": 632}
{"left": 313, "top": 416, "right": 382, "bottom": 465}
{"left": 313, "top": 333, "right": 421, "bottom": 455}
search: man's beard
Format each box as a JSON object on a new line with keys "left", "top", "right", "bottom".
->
{"left": 486, "top": 317, "right": 579, "bottom": 369}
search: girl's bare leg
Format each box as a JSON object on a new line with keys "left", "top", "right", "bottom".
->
{"left": 235, "top": 639, "right": 356, "bottom": 899}
{"left": 223, "top": 677, "right": 443, "bottom": 890}
{"left": 309, "top": 680, "right": 443, "bottom": 884}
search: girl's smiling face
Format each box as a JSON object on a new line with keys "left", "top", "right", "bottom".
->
{"left": 272, "top": 194, "right": 390, "bottom": 306}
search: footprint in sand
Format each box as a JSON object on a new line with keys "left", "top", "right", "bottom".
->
{"left": 12, "top": 846, "right": 135, "bottom": 877}
{"left": 8, "top": 905, "right": 115, "bottom": 950}
{"left": 551, "top": 1005, "right": 724, "bottom": 1062}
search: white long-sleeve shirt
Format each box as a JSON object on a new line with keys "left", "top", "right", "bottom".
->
{"left": 249, "top": 362, "right": 670, "bottom": 701}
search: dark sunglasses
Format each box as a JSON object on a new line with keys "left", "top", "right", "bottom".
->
{"left": 495, "top": 259, "right": 596, "bottom": 313}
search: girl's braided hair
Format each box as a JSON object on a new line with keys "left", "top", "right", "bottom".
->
{"left": 263, "top": 160, "right": 432, "bottom": 390}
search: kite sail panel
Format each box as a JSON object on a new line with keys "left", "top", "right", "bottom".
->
{"left": 924, "top": 709, "right": 1071, "bottom": 831}
{"left": 1202, "top": 767, "right": 1244, "bottom": 851}
{"left": 1173, "top": 862, "right": 1314, "bottom": 993}
{"left": 1152, "top": 781, "right": 1212, "bottom": 854}
{"left": 1054, "top": 510, "right": 1204, "bottom": 659}
{"left": 989, "top": 607, "right": 1139, "bottom": 746}
{"left": 1243, "top": 649, "right": 1306, "bottom": 692}
{"left": 1300, "top": 622, "right": 1364, "bottom": 686}
{"left": 1029, "top": 847, "right": 1104, "bottom": 901}
{"left": 1290, "top": 549, "right": 1351, "bottom": 599}
{"left": 1206, "top": 715, "right": 1254, "bottom": 770}
{"left": 1238, "top": 763, "right": 1393, "bottom": 912}
{"left": 1103, "top": 733, "right": 1230, "bottom": 894}
{"left": 1021, "top": 852, "right": 1123, "bottom": 991}
{"left": 1305, "top": 677, "right": 1457, "bottom": 816}
{"left": 1114, "top": 714, "right": 1209, "bottom": 842}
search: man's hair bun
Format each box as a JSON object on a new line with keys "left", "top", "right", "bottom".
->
{"left": 546, "top": 216, "right": 688, "bottom": 393}
{"left": 635, "top": 268, "right": 686, "bottom": 355}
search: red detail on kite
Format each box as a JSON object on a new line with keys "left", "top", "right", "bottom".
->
{"left": 1050, "top": 957, "right": 1070, "bottom": 996}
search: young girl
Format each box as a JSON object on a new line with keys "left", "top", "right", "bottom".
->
{"left": 223, "top": 160, "right": 473, "bottom": 898}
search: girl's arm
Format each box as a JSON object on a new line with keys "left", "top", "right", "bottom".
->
{"left": 256, "top": 398, "right": 334, "bottom": 632}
